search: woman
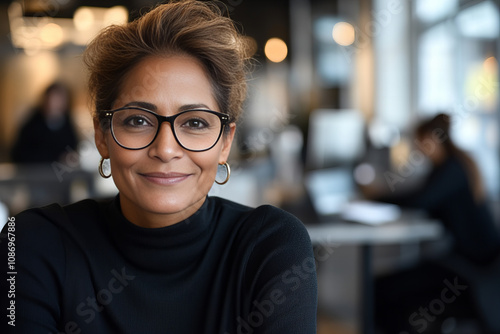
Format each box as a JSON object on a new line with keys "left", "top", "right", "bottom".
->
{"left": 381, "top": 113, "right": 500, "bottom": 264}
{"left": 11, "top": 81, "right": 78, "bottom": 163}
{"left": 0, "top": 1, "right": 317, "bottom": 333}
{"left": 375, "top": 113, "right": 500, "bottom": 334}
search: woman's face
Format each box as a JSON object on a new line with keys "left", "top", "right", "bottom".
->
{"left": 44, "top": 88, "right": 68, "bottom": 119}
{"left": 95, "top": 55, "right": 235, "bottom": 228}
{"left": 417, "top": 132, "right": 446, "bottom": 164}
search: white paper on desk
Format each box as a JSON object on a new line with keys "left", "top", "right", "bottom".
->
{"left": 341, "top": 201, "right": 401, "bottom": 225}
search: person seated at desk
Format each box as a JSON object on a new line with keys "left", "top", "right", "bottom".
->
{"left": 0, "top": 1, "right": 317, "bottom": 333}
{"left": 11, "top": 81, "right": 79, "bottom": 164}
{"left": 371, "top": 113, "right": 500, "bottom": 333}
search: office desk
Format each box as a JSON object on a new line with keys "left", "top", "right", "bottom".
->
{"left": 306, "top": 219, "right": 443, "bottom": 245}
{"left": 305, "top": 218, "right": 444, "bottom": 334}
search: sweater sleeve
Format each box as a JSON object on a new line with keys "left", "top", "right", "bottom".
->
{"left": 0, "top": 209, "right": 66, "bottom": 334}
{"left": 243, "top": 206, "right": 318, "bottom": 334}
{"left": 378, "top": 158, "right": 469, "bottom": 211}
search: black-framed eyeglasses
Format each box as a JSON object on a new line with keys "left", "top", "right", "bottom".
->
{"left": 101, "top": 107, "right": 230, "bottom": 152}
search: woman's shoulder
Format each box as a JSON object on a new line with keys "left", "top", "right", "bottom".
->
{"left": 211, "top": 196, "right": 307, "bottom": 229}
{"left": 210, "top": 197, "right": 317, "bottom": 317}
{"left": 16, "top": 198, "right": 106, "bottom": 220}
{"left": 13, "top": 198, "right": 112, "bottom": 239}
{"left": 210, "top": 196, "right": 311, "bottom": 249}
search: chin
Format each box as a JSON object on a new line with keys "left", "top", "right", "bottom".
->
{"left": 140, "top": 193, "right": 204, "bottom": 215}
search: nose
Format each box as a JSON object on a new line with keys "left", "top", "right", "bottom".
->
{"left": 147, "top": 122, "right": 184, "bottom": 162}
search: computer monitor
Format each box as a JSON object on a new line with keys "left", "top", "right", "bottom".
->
{"left": 306, "top": 109, "right": 365, "bottom": 169}
{"left": 304, "top": 167, "right": 355, "bottom": 216}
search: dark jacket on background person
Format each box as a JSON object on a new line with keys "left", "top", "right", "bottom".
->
{"left": 11, "top": 108, "right": 78, "bottom": 163}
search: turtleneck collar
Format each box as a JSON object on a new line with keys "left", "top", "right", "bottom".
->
{"left": 105, "top": 195, "right": 216, "bottom": 273}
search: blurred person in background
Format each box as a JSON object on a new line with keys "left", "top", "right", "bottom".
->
{"left": 10, "top": 81, "right": 79, "bottom": 163}
{"left": 373, "top": 113, "right": 500, "bottom": 334}
{"left": 0, "top": 1, "right": 317, "bottom": 333}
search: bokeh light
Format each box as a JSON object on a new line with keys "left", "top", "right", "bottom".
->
{"left": 264, "top": 38, "right": 288, "bottom": 63}
{"left": 74, "top": 7, "right": 95, "bottom": 32}
{"left": 40, "top": 23, "right": 64, "bottom": 47}
{"left": 104, "top": 6, "right": 128, "bottom": 27}
{"left": 354, "top": 163, "right": 376, "bottom": 185}
{"left": 332, "top": 22, "right": 355, "bottom": 46}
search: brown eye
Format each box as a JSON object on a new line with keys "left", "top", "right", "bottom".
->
{"left": 124, "top": 116, "right": 153, "bottom": 127}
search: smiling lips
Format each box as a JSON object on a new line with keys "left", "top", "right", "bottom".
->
{"left": 140, "top": 172, "right": 191, "bottom": 185}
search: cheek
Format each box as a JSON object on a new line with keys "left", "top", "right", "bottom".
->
{"left": 108, "top": 144, "right": 142, "bottom": 177}
{"left": 191, "top": 151, "right": 220, "bottom": 180}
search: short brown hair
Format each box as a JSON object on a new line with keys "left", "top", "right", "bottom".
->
{"left": 83, "top": 0, "right": 249, "bottom": 125}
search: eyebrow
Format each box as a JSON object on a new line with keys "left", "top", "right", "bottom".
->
{"left": 121, "top": 101, "right": 213, "bottom": 112}
{"left": 179, "top": 103, "right": 212, "bottom": 111}
{"left": 123, "top": 101, "right": 157, "bottom": 111}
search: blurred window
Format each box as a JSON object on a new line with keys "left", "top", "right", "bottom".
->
{"left": 414, "top": 0, "right": 500, "bottom": 199}
{"left": 416, "top": 0, "right": 458, "bottom": 23}
{"left": 456, "top": 1, "right": 499, "bottom": 39}
{"left": 418, "top": 23, "right": 456, "bottom": 114}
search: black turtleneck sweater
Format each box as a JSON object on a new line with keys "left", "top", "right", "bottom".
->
{"left": 0, "top": 196, "right": 317, "bottom": 333}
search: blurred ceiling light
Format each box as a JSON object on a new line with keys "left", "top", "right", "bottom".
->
{"left": 74, "top": 7, "right": 95, "bottom": 31}
{"left": 332, "top": 22, "right": 355, "bottom": 46}
{"left": 8, "top": 1, "right": 22, "bottom": 20}
{"left": 264, "top": 38, "right": 288, "bottom": 63}
{"left": 40, "top": 23, "right": 64, "bottom": 47}
{"left": 8, "top": 2, "right": 129, "bottom": 53}
{"left": 104, "top": 6, "right": 128, "bottom": 26}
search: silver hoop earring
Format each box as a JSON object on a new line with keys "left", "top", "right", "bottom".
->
{"left": 215, "top": 162, "right": 230, "bottom": 185}
{"left": 98, "top": 157, "right": 112, "bottom": 179}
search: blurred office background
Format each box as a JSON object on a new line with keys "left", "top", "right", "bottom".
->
{"left": 0, "top": 0, "right": 499, "bottom": 333}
